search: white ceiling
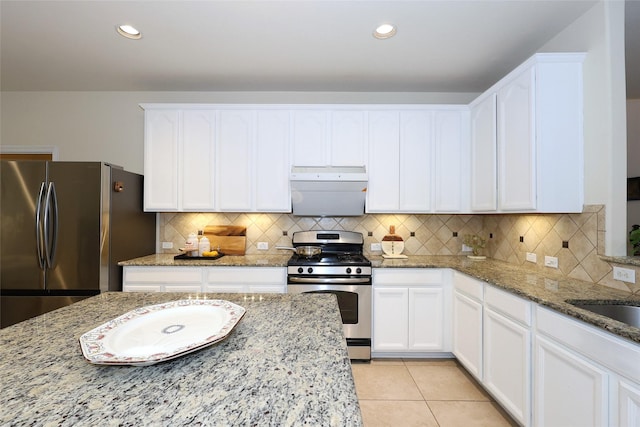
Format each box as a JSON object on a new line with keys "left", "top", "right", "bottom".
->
{"left": 1, "top": 0, "right": 638, "bottom": 97}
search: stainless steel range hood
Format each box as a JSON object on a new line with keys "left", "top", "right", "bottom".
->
{"left": 290, "top": 166, "right": 367, "bottom": 217}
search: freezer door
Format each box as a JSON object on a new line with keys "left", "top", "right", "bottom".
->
{"left": 46, "top": 162, "right": 103, "bottom": 291}
{"left": 0, "top": 160, "right": 47, "bottom": 290}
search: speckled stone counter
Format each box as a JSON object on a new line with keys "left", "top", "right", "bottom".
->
{"left": 119, "top": 253, "right": 291, "bottom": 267}
{"left": 0, "top": 292, "right": 362, "bottom": 426}
{"left": 119, "top": 253, "right": 640, "bottom": 345}
{"left": 371, "top": 255, "right": 640, "bottom": 344}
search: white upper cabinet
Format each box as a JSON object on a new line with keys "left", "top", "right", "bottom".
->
{"left": 144, "top": 109, "right": 180, "bottom": 211}
{"left": 498, "top": 66, "right": 537, "bottom": 210}
{"left": 330, "top": 111, "right": 367, "bottom": 166}
{"left": 216, "top": 110, "right": 254, "bottom": 211}
{"left": 292, "top": 110, "right": 326, "bottom": 166}
{"left": 182, "top": 111, "right": 216, "bottom": 210}
{"left": 469, "top": 93, "right": 498, "bottom": 211}
{"left": 143, "top": 108, "right": 216, "bottom": 211}
{"left": 367, "top": 111, "right": 401, "bottom": 212}
{"left": 255, "top": 110, "right": 291, "bottom": 211}
{"left": 367, "top": 108, "right": 467, "bottom": 213}
{"left": 433, "top": 110, "right": 469, "bottom": 212}
{"left": 400, "top": 111, "right": 433, "bottom": 212}
{"left": 470, "top": 53, "right": 585, "bottom": 213}
{"left": 217, "top": 109, "right": 291, "bottom": 212}
{"left": 291, "top": 109, "right": 366, "bottom": 167}
{"left": 142, "top": 105, "right": 290, "bottom": 213}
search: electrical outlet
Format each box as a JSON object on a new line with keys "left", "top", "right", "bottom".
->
{"left": 544, "top": 278, "right": 559, "bottom": 291}
{"left": 544, "top": 256, "right": 558, "bottom": 268}
{"left": 526, "top": 252, "right": 537, "bottom": 263}
{"left": 162, "top": 242, "right": 173, "bottom": 249}
{"left": 257, "top": 242, "right": 269, "bottom": 250}
{"left": 371, "top": 243, "right": 382, "bottom": 251}
{"left": 462, "top": 244, "right": 473, "bottom": 252}
{"left": 613, "top": 266, "right": 636, "bottom": 283}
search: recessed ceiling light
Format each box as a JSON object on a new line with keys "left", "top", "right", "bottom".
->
{"left": 117, "top": 24, "right": 142, "bottom": 40}
{"left": 373, "top": 23, "right": 397, "bottom": 39}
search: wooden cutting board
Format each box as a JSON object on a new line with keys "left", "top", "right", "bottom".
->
{"left": 203, "top": 225, "right": 246, "bottom": 255}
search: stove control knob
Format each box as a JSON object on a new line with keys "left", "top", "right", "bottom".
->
{"left": 307, "top": 267, "right": 313, "bottom": 274}
{"left": 346, "top": 267, "right": 352, "bottom": 274}
{"left": 356, "top": 268, "right": 362, "bottom": 274}
{"left": 297, "top": 267, "right": 304, "bottom": 274}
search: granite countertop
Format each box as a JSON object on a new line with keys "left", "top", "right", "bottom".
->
{"left": 119, "top": 253, "right": 640, "bottom": 345}
{"left": 371, "top": 255, "right": 640, "bottom": 344}
{"left": 0, "top": 292, "right": 362, "bottom": 426}
{"left": 119, "top": 253, "right": 291, "bottom": 267}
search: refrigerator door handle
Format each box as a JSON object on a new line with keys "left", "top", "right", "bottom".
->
{"left": 43, "top": 182, "right": 59, "bottom": 268}
{"left": 35, "top": 182, "right": 47, "bottom": 269}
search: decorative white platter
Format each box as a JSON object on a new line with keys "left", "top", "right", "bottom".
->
{"left": 79, "top": 299, "right": 246, "bottom": 366}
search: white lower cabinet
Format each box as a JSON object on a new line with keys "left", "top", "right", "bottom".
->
{"left": 534, "top": 335, "right": 608, "bottom": 427}
{"left": 372, "top": 268, "right": 451, "bottom": 355}
{"left": 123, "top": 266, "right": 204, "bottom": 292}
{"left": 452, "top": 271, "right": 484, "bottom": 380}
{"left": 483, "top": 286, "right": 532, "bottom": 426}
{"left": 534, "top": 306, "right": 640, "bottom": 427}
{"left": 617, "top": 377, "right": 640, "bottom": 427}
{"left": 203, "top": 267, "right": 286, "bottom": 293}
{"left": 122, "top": 266, "right": 286, "bottom": 294}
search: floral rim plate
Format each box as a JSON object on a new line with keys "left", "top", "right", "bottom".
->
{"left": 79, "top": 299, "right": 246, "bottom": 366}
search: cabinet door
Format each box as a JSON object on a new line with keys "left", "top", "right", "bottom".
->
{"left": 330, "top": 111, "right": 366, "bottom": 166}
{"left": 203, "top": 284, "right": 245, "bottom": 293}
{"left": 292, "top": 110, "right": 327, "bottom": 166}
{"left": 373, "top": 287, "right": 408, "bottom": 351}
{"left": 164, "top": 284, "right": 202, "bottom": 293}
{"left": 399, "top": 111, "right": 432, "bottom": 212}
{"left": 123, "top": 284, "right": 163, "bottom": 292}
{"left": 367, "top": 111, "right": 400, "bottom": 212}
{"left": 534, "top": 335, "right": 608, "bottom": 427}
{"left": 453, "top": 290, "right": 483, "bottom": 380}
{"left": 182, "top": 110, "right": 215, "bottom": 210}
{"left": 144, "top": 110, "right": 179, "bottom": 210}
{"left": 498, "top": 67, "right": 536, "bottom": 210}
{"left": 255, "top": 110, "right": 291, "bottom": 211}
{"left": 617, "top": 378, "right": 640, "bottom": 427}
{"left": 408, "top": 287, "right": 444, "bottom": 350}
{"left": 484, "top": 308, "right": 531, "bottom": 426}
{"left": 216, "top": 110, "right": 254, "bottom": 211}
{"left": 470, "top": 94, "right": 497, "bottom": 211}
{"left": 433, "top": 110, "right": 466, "bottom": 212}
{"left": 247, "top": 284, "right": 286, "bottom": 293}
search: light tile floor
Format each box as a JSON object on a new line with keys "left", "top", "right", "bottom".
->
{"left": 351, "top": 358, "right": 519, "bottom": 427}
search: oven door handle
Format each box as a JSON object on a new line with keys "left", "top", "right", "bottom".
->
{"left": 288, "top": 276, "right": 371, "bottom": 284}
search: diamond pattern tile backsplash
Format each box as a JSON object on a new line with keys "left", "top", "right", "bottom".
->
{"left": 159, "top": 204, "right": 639, "bottom": 294}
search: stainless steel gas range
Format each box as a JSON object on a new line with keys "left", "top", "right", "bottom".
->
{"left": 284, "top": 230, "right": 372, "bottom": 360}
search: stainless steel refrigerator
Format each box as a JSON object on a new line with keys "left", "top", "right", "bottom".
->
{"left": 0, "top": 161, "right": 156, "bottom": 328}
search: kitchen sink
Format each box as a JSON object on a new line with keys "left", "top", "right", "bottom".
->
{"left": 568, "top": 301, "right": 640, "bottom": 328}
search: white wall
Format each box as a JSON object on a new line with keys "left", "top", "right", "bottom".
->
{"left": 540, "top": 0, "right": 628, "bottom": 256}
{"left": 0, "top": 91, "right": 476, "bottom": 175}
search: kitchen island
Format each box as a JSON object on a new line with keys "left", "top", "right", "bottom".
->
{"left": 0, "top": 292, "right": 362, "bottom": 426}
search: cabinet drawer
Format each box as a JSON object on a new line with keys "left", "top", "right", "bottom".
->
{"left": 453, "top": 271, "right": 483, "bottom": 301}
{"left": 205, "top": 267, "right": 285, "bottom": 284}
{"left": 124, "top": 267, "right": 203, "bottom": 283}
{"left": 536, "top": 306, "right": 640, "bottom": 383}
{"left": 373, "top": 268, "right": 444, "bottom": 285}
{"left": 485, "top": 285, "right": 531, "bottom": 326}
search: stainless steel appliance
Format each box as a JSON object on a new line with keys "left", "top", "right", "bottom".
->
{"left": 0, "top": 161, "right": 156, "bottom": 328}
{"left": 290, "top": 166, "right": 368, "bottom": 217}
{"left": 285, "top": 230, "right": 372, "bottom": 360}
